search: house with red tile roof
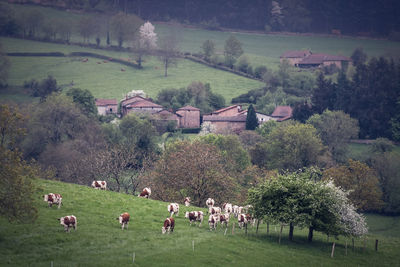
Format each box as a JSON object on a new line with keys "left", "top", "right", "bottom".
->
{"left": 176, "top": 105, "right": 201, "bottom": 128}
{"left": 270, "top": 106, "right": 293, "bottom": 122}
{"left": 95, "top": 99, "right": 118, "bottom": 116}
{"left": 120, "top": 95, "right": 163, "bottom": 116}
{"left": 280, "top": 50, "right": 351, "bottom": 69}
{"left": 280, "top": 50, "right": 312, "bottom": 66}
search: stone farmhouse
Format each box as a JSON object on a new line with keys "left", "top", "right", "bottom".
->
{"left": 270, "top": 106, "right": 293, "bottom": 122}
{"left": 95, "top": 99, "right": 118, "bottom": 116}
{"left": 280, "top": 50, "right": 351, "bottom": 69}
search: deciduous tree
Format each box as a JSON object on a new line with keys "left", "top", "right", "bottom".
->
{"left": 224, "top": 35, "right": 243, "bottom": 68}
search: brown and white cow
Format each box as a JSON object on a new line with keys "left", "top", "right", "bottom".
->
{"left": 245, "top": 213, "right": 256, "bottom": 227}
{"left": 232, "top": 205, "right": 239, "bottom": 217}
{"left": 138, "top": 187, "right": 151, "bottom": 198}
{"left": 91, "top": 180, "right": 107, "bottom": 190}
{"left": 208, "top": 206, "right": 221, "bottom": 216}
{"left": 161, "top": 217, "right": 175, "bottom": 234}
{"left": 184, "top": 197, "right": 191, "bottom": 207}
{"left": 206, "top": 198, "right": 215, "bottom": 208}
{"left": 117, "top": 212, "right": 130, "bottom": 230}
{"left": 238, "top": 214, "right": 248, "bottom": 229}
{"left": 219, "top": 213, "right": 230, "bottom": 228}
{"left": 208, "top": 214, "right": 218, "bottom": 231}
{"left": 167, "top": 203, "right": 180, "bottom": 217}
{"left": 58, "top": 215, "right": 77, "bottom": 232}
{"left": 185, "top": 211, "right": 204, "bottom": 226}
{"left": 43, "top": 193, "right": 62, "bottom": 208}
{"left": 222, "top": 203, "right": 233, "bottom": 214}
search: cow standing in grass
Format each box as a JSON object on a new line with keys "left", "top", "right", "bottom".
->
{"left": 138, "top": 187, "right": 151, "bottom": 198}
{"left": 206, "top": 198, "right": 215, "bottom": 209}
{"left": 238, "top": 214, "right": 248, "bottom": 229}
{"left": 209, "top": 206, "right": 221, "bottom": 216}
{"left": 219, "top": 213, "right": 230, "bottom": 228}
{"left": 168, "top": 203, "right": 180, "bottom": 217}
{"left": 185, "top": 211, "right": 204, "bottom": 226}
{"left": 117, "top": 212, "right": 130, "bottom": 230}
{"left": 162, "top": 217, "right": 175, "bottom": 234}
{"left": 58, "top": 215, "right": 77, "bottom": 232}
{"left": 43, "top": 193, "right": 62, "bottom": 209}
{"left": 223, "top": 203, "right": 233, "bottom": 215}
{"left": 92, "top": 180, "right": 107, "bottom": 190}
{"left": 184, "top": 197, "right": 191, "bottom": 207}
{"left": 208, "top": 214, "right": 218, "bottom": 231}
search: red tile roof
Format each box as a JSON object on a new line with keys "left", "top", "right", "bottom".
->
{"left": 177, "top": 105, "right": 200, "bottom": 111}
{"left": 95, "top": 99, "right": 118, "bottom": 106}
{"left": 126, "top": 99, "right": 163, "bottom": 109}
{"left": 211, "top": 105, "right": 242, "bottom": 115}
{"left": 299, "top": 53, "right": 351, "bottom": 65}
{"left": 271, "top": 106, "right": 293, "bottom": 121}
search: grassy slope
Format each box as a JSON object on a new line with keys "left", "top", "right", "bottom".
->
{"left": 0, "top": 179, "right": 399, "bottom": 266}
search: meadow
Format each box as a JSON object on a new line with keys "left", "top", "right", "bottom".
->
{"left": 0, "top": 179, "right": 399, "bottom": 267}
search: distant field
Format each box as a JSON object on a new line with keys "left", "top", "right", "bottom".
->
{"left": 2, "top": 38, "right": 264, "bottom": 101}
{"left": 0, "top": 178, "right": 399, "bottom": 266}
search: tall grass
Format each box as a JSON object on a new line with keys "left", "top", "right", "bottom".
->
{"left": 0, "top": 179, "right": 399, "bottom": 266}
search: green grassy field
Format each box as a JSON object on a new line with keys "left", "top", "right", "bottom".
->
{"left": 0, "top": 179, "right": 399, "bottom": 266}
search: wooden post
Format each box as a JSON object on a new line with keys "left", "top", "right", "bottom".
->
{"left": 256, "top": 219, "right": 260, "bottom": 235}
{"left": 345, "top": 240, "right": 348, "bottom": 255}
{"left": 331, "top": 242, "right": 336, "bottom": 258}
{"left": 267, "top": 222, "right": 269, "bottom": 235}
{"left": 132, "top": 252, "right": 135, "bottom": 263}
{"left": 192, "top": 240, "right": 194, "bottom": 252}
{"left": 245, "top": 222, "right": 248, "bottom": 236}
{"left": 224, "top": 228, "right": 227, "bottom": 236}
{"left": 375, "top": 239, "right": 378, "bottom": 252}
{"left": 232, "top": 222, "right": 235, "bottom": 235}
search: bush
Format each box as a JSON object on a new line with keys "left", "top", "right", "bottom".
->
{"left": 180, "top": 127, "right": 201, "bottom": 134}
{"left": 254, "top": 66, "right": 268, "bottom": 79}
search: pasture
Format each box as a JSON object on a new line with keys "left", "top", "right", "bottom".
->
{"left": 0, "top": 179, "right": 399, "bottom": 266}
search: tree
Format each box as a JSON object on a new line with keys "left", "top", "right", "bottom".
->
{"left": 262, "top": 122, "right": 327, "bottom": 171}
{"left": 270, "top": 1, "right": 284, "bottom": 31}
{"left": 30, "top": 75, "right": 61, "bottom": 101}
{"left": 323, "top": 159, "right": 384, "bottom": 212}
{"left": 351, "top": 47, "right": 367, "bottom": 67}
{"left": 224, "top": 35, "right": 243, "bottom": 68}
{"left": 307, "top": 110, "right": 359, "bottom": 163}
{"left": 19, "top": 9, "right": 44, "bottom": 38}
{"left": 134, "top": 21, "right": 157, "bottom": 68}
{"left": 0, "top": 44, "right": 10, "bottom": 87}
{"left": 311, "top": 72, "right": 336, "bottom": 114}
{"left": 246, "top": 104, "right": 259, "bottom": 130}
{"left": 78, "top": 17, "right": 96, "bottom": 43}
{"left": 149, "top": 140, "right": 235, "bottom": 206}
{"left": 159, "top": 28, "right": 180, "bottom": 77}
{"left": 0, "top": 3, "right": 19, "bottom": 36}
{"left": 0, "top": 105, "right": 37, "bottom": 222}
{"left": 110, "top": 12, "right": 142, "bottom": 48}
{"left": 66, "top": 88, "right": 97, "bottom": 118}
{"left": 202, "top": 39, "right": 215, "bottom": 61}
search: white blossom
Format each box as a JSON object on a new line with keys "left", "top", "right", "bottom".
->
{"left": 139, "top": 21, "right": 157, "bottom": 50}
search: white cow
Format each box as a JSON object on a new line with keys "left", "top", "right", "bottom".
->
{"left": 58, "top": 215, "right": 77, "bottom": 232}
{"left": 185, "top": 211, "right": 204, "bottom": 226}
{"left": 43, "top": 193, "right": 62, "bottom": 209}
{"left": 208, "top": 214, "right": 218, "bottom": 231}
{"left": 167, "top": 203, "right": 180, "bottom": 217}
{"left": 206, "top": 198, "right": 215, "bottom": 208}
{"left": 138, "top": 187, "right": 151, "bottom": 198}
{"left": 223, "top": 203, "right": 233, "bottom": 214}
{"left": 219, "top": 213, "right": 230, "bottom": 228}
{"left": 184, "top": 197, "right": 191, "bottom": 207}
{"left": 209, "top": 206, "right": 221, "bottom": 216}
{"left": 91, "top": 180, "right": 107, "bottom": 190}
{"left": 232, "top": 205, "right": 239, "bottom": 217}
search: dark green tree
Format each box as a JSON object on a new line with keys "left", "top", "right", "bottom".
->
{"left": 224, "top": 35, "right": 243, "bottom": 68}
{"left": 246, "top": 104, "right": 259, "bottom": 130}
{"left": 66, "top": 88, "right": 97, "bottom": 118}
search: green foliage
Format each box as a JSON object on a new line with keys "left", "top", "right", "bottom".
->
{"left": 0, "top": 44, "right": 10, "bottom": 87}
{"left": 66, "top": 87, "right": 97, "bottom": 118}
{"left": 224, "top": 35, "right": 243, "bottom": 68}
{"left": 110, "top": 12, "right": 143, "bottom": 48}
{"left": 201, "top": 39, "right": 215, "bottom": 61}
{"left": 323, "top": 160, "right": 384, "bottom": 212}
{"left": 256, "top": 119, "right": 278, "bottom": 137}
{"left": 254, "top": 65, "right": 268, "bottom": 79}
{"left": 256, "top": 122, "right": 327, "bottom": 171}
{"left": 351, "top": 47, "right": 367, "bottom": 66}
{"left": 246, "top": 104, "right": 259, "bottom": 130}
{"left": 307, "top": 110, "right": 359, "bottom": 163}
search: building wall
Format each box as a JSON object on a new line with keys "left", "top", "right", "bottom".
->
{"left": 281, "top": 57, "right": 304, "bottom": 66}
{"left": 208, "top": 121, "right": 246, "bottom": 134}
{"left": 215, "top": 106, "right": 242, "bottom": 117}
{"left": 125, "top": 107, "right": 163, "bottom": 115}
{"left": 176, "top": 110, "right": 200, "bottom": 128}
{"left": 322, "top": 60, "right": 342, "bottom": 68}
{"left": 97, "top": 105, "right": 118, "bottom": 116}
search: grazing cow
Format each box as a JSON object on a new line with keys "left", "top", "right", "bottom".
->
{"left": 117, "top": 212, "right": 130, "bottom": 230}
{"left": 208, "top": 214, "right": 218, "bottom": 231}
{"left": 232, "top": 205, "right": 239, "bottom": 217}
{"left": 238, "top": 214, "right": 248, "bottom": 229}
{"left": 185, "top": 211, "right": 204, "bottom": 226}
{"left": 58, "top": 215, "right": 77, "bottom": 232}
{"left": 138, "top": 187, "right": 151, "bottom": 198}
{"left": 161, "top": 217, "right": 175, "bottom": 234}
{"left": 184, "top": 197, "right": 191, "bottom": 207}
{"left": 91, "top": 180, "right": 107, "bottom": 190}
{"left": 246, "top": 213, "right": 256, "bottom": 227}
{"left": 223, "top": 203, "right": 233, "bottom": 214}
{"left": 209, "top": 206, "right": 221, "bottom": 216}
{"left": 43, "top": 193, "right": 62, "bottom": 209}
{"left": 206, "top": 198, "right": 215, "bottom": 208}
{"left": 167, "top": 203, "right": 180, "bottom": 217}
{"left": 219, "top": 213, "right": 230, "bottom": 228}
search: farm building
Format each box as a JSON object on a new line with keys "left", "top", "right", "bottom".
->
{"left": 280, "top": 50, "right": 351, "bottom": 69}
{"left": 176, "top": 105, "right": 201, "bottom": 128}
{"left": 202, "top": 114, "right": 247, "bottom": 134}
{"left": 95, "top": 99, "right": 118, "bottom": 116}
{"left": 270, "top": 106, "right": 293, "bottom": 122}
{"left": 120, "top": 95, "right": 163, "bottom": 117}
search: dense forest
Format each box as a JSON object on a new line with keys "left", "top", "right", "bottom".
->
{"left": 10, "top": 0, "right": 399, "bottom": 37}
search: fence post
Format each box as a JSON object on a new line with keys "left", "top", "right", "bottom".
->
{"left": 375, "top": 239, "right": 378, "bottom": 252}
{"left": 331, "top": 242, "right": 336, "bottom": 258}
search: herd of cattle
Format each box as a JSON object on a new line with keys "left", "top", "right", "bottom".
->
{"left": 44, "top": 181, "right": 255, "bottom": 234}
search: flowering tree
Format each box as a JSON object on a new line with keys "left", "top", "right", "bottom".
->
{"left": 133, "top": 21, "right": 157, "bottom": 68}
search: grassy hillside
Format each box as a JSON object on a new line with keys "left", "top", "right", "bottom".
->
{"left": 0, "top": 179, "right": 399, "bottom": 266}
